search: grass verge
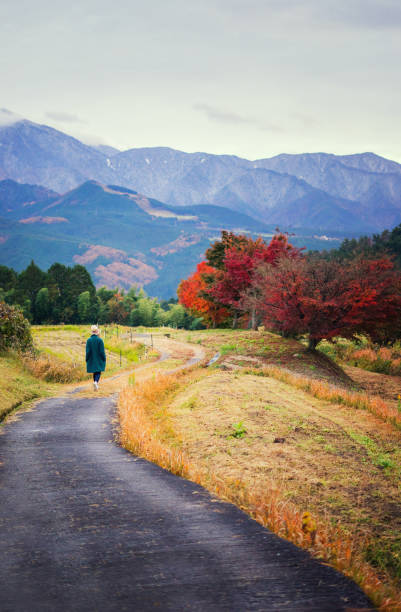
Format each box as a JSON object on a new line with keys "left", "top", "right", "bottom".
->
{"left": 0, "top": 352, "right": 55, "bottom": 421}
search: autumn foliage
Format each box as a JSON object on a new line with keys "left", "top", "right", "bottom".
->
{"left": 211, "top": 234, "right": 301, "bottom": 317}
{"left": 177, "top": 261, "right": 229, "bottom": 327}
{"left": 178, "top": 231, "right": 401, "bottom": 348}
{"left": 248, "top": 255, "right": 401, "bottom": 349}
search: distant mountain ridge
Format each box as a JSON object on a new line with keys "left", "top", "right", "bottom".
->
{"left": 1, "top": 115, "right": 401, "bottom": 232}
{"left": 0, "top": 179, "right": 273, "bottom": 297}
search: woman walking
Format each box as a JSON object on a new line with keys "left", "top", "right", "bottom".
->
{"left": 86, "top": 325, "right": 106, "bottom": 391}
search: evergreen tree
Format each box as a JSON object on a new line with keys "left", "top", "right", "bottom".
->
{"left": 77, "top": 291, "right": 91, "bottom": 323}
{"left": 0, "top": 265, "right": 17, "bottom": 292}
{"left": 17, "top": 261, "right": 47, "bottom": 308}
{"left": 35, "top": 287, "right": 51, "bottom": 323}
{"left": 47, "top": 263, "right": 70, "bottom": 321}
{"left": 22, "top": 299, "right": 33, "bottom": 323}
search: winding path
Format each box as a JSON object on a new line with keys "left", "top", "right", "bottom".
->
{"left": 0, "top": 340, "right": 374, "bottom": 611}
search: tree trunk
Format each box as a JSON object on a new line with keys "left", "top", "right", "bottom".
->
{"left": 307, "top": 337, "right": 318, "bottom": 351}
{"left": 232, "top": 312, "right": 238, "bottom": 329}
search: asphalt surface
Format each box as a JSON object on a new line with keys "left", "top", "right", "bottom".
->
{"left": 0, "top": 394, "right": 375, "bottom": 612}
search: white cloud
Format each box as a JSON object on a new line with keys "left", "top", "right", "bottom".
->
{"left": 0, "top": 108, "right": 24, "bottom": 127}
{"left": 194, "top": 104, "right": 284, "bottom": 133}
{"left": 45, "top": 111, "right": 85, "bottom": 123}
{"left": 67, "top": 130, "right": 109, "bottom": 146}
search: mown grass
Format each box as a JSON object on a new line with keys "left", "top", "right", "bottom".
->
{"left": 118, "top": 341, "right": 401, "bottom": 610}
{"left": 244, "top": 364, "right": 401, "bottom": 430}
{"left": 172, "top": 328, "right": 351, "bottom": 386}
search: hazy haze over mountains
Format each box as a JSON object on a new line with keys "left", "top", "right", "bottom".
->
{"left": 1, "top": 114, "right": 401, "bottom": 233}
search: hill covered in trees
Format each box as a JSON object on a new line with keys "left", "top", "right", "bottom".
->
{"left": 316, "top": 223, "right": 401, "bottom": 266}
{"left": 0, "top": 179, "right": 274, "bottom": 299}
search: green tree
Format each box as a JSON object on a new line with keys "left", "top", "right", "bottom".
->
{"left": 129, "top": 307, "right": 141, "bottom": 327}
{"left": 17, "top": 261, "right": 47, "bottom": 308}
{"left": 97, "top": 287, "right": 115, "bottom": 303}
{"left": 47, "top": 263, "right": 70, "bottom": 322}
{"left": 35, "top": 287, "right": 51, "bottom": 323}
{"left": 136, "top": 298, "right": 154, "bottom": 326}
{"left": 3, "top": 288, "right": 16, "bottom": 305}
{"left": 22, "top": 299, "right": 33, "bottom": 322}
{"left": 166, "top": 303, "right": 186, "bottom": 328}
{"left": 153, "top": 306, "right": 167, "bottom": 326}
{"left": 0, "top": 265, "right": 17, "bottom": 292}
{"left": 77, "top": 291, "right": 91, "bottom": 323}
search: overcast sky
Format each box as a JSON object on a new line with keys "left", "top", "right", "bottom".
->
{"left": 1, "top": 0, "right": 400, "bottom": 161}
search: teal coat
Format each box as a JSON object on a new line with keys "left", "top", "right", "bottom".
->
{"left": 86, "top": 335, "right": 106, "bottom": 373}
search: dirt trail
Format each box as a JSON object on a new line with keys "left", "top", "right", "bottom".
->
{"left": 66, "top": 334, "right": 205, "bottom": 397}
{"left": 0, "top": 339, "right": 374, "bottom": 611}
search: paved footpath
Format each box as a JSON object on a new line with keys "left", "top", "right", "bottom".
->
{"left": 0, "top": 393, "right": 374, "bottom": 611}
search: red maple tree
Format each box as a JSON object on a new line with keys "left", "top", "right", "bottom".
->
{"left": 210, "top": 233, "right": 302, "bottom": 328}
{"left": 253, "top": 255, "right": 401, "bottom": 349}
{"left": 177, "top": 261, "right": 229, "bottom": 327}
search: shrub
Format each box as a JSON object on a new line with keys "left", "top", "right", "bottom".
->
{"left": 351, "top": 347, "right": 401, "bottom": 375}
{"left": 0, "top": 301, "right": 32, "bottom": 352}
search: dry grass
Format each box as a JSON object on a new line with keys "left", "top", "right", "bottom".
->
{"left": 119, "top": 373, "right": 191, "bottom": 474}
{"left": 21, "top": 351, "right": 86, "bottom": 383}
{"left": 173, "top": 328, "right": 352, "bottom": 386}
{"left": 0, "top": 352, "right": 54, "bottom": 421}
{"left": 118, "top": 368, "right": 401, "bottom": 611}
{"left": 32, "top": 326, "right": 131, "bottom": 372}
{"left": 249, "top": 364, "right": 401, "bottom": 430}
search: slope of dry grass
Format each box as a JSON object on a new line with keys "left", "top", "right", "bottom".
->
{"left": 118, "top": 331, "right": 401, "bottom": 610}
{"left": 173, "top": 329, "right": 352, "bottom": 385}
{"left": 0, "top": 352, "right": 56, "bottom": 421}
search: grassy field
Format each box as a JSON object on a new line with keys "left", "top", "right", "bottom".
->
{"left": 172, "top": 328, "right": 352, "bottom": 385}
{"left": 119, "top": 329, "right": 401, "bottom": 610}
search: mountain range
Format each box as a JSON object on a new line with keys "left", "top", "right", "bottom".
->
{"left": 1, "top": 112, "right": 401, "bottom": 296}
{"left": 0, "top": 179, "right": 273, "bottom": 298}
{"left": 1, "top": 115, "right": 401, "bottom": 233}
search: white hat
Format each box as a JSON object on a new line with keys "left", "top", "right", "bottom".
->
{"left": 91, "top": 325, "right": 99, "bottom": 334}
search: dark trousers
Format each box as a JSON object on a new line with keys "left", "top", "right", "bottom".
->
{"left": 93, "top": 372, "right": 101, "bottom": 383}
